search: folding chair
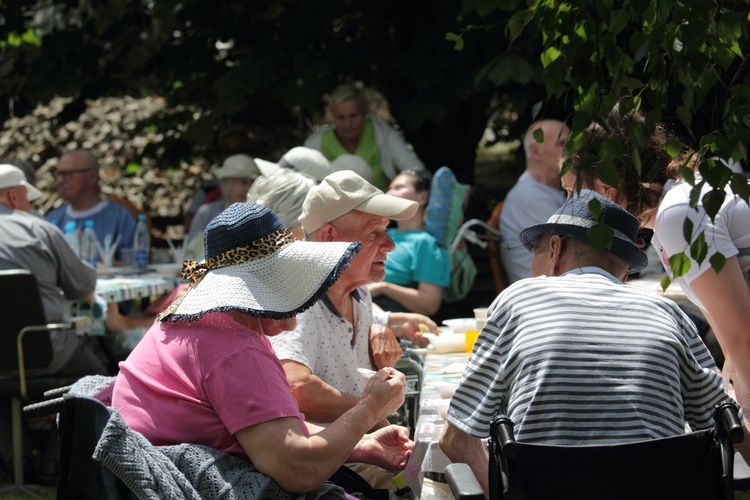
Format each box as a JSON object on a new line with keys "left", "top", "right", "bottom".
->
{"left": 451, "top": 211, "right": 507, "bottom": 295}
{"left": 0, "top": 269, "right": 89, "bottom": 495}
{"left": 23, "top": 392, "right": 134, "bottom": 499}
{"left": 424, "top": 166, "right": 477, "bottom": 304}
{"left": 445, "top": 403, "right": 744, "bottom": 500}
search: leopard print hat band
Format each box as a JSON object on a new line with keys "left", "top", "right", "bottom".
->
{"left": 159, "top": 203, "right": 360, "bottom": 322}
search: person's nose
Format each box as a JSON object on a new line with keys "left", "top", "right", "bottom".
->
{"left": 381, "top": 233, "right": 395, "bottom": 253}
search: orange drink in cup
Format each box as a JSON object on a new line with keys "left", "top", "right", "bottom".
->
{"left": 464, "top": 328, "right": 480, "bottom": 353}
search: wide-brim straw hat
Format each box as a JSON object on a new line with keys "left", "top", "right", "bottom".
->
{"left": 159, "top": 202, "right": 361, "bottom": 322}
{"left": 519, "top": 189, "right": 647, "bottom": 273}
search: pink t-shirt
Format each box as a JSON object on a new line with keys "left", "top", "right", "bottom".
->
{"left": 112, "top": 312, "right": 306, "bottom": 459}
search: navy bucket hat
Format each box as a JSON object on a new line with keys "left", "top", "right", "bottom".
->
{"left": 519, "top": 190, "right": 648, "bottom": 273}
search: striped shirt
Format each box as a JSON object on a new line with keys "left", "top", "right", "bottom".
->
{"left": 447, "top": 267, "right": 734, "bottom": 445}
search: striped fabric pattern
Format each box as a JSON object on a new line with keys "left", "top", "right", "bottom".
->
{"left": 448, "top": 268, "right": 733, "bottom": 445}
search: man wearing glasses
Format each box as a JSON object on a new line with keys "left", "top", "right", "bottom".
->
{"left": 46, "top": 149, "right": 137, "bottom": 263}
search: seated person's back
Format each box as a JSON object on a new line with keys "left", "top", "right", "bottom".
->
{"left": 439, "top": 190, "right": 747, "bottom": 496}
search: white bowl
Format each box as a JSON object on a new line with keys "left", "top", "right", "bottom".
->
{"left": 422, "top": 332, "right": 465, "bottom": 353}
{"left": 442, "top": 318, "right": 478, "bottom": 333}
{"left": 431, "top": 381, "right": 459, "bottom": 399}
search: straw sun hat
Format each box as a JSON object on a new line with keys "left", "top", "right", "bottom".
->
{"left": 159, "top": 203, "right": 361, "bottom": 322}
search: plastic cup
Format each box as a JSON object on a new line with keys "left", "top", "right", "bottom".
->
{"left": 464, "top": 329, "right": 480, "bottom": 353}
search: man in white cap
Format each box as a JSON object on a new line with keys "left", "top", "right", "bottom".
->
{"left": 0, "top": 164, "right": 104, "bottom": 376}
{"left": 270, "top": 170, "right": 436, "bottom": 430}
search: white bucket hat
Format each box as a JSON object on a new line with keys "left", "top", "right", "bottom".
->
{"left": 159, "top": 203, "right": 361, "bottom": 322}
{"left": 0, "top": 164, "right": 41, "bottom": 201}
{"left": 299, "top": 170, "right": 418, "bottom": 235}
{"left": 278, "top": 147, "right": 333, "bottom": 182}
{"left": 214, "top": 154, "right": 261, "bottom": 180}
{"left": 330, "top": 154, "right": 373, "bottom": 182}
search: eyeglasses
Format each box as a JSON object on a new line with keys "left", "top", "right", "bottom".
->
{"left": 55, "top": 167, "right": 95, "bottom": 179}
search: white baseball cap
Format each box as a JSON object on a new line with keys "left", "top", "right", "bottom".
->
{"left": 0, "top": 164, "right": 42, "bottom": 201}
{"left": 299, "top": 170, "right": 417, "bottom": 235}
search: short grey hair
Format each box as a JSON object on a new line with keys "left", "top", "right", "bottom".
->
{"left": 326, "top": 84, "right": 369, "bottom": 116}
{"left": 246, "top": 169, "right": 316, "bottom": 229}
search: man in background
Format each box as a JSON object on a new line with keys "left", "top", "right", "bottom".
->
{"left": 46, "top": 149, "right": 137, "bottom": 262}
{"left": 500, "top": 119, "right": 569, "bottom": 283}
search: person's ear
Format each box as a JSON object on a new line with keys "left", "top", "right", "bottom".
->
{"left": 417, "top": 190, "right": 429, "bottom": 207}
{"left": 317, "top": 224, "right": 336, "bottom": 243}
{"left": 548, "top": 234, "right": 566, "bottom": 276}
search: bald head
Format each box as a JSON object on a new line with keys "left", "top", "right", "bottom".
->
{"left": 56, "top": 149, "right": 101, "bottom": 209}
{"left": 523, "top": 120, "right": 569, "bottom": 186}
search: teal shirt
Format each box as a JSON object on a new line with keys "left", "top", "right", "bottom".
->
{"left": 385, "top": 229, "right": 450, "bottom": 287}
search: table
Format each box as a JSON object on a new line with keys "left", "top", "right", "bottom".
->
{"left": 403, "top": 350, "right": 469, "bottom": 497}
{"left": 95, "top": 273, "right": 184, "bottom": 304}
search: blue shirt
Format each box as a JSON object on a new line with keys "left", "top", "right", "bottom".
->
{"left": 385, "top": 229, "right": 450, "bottom": 287}
{"left": 46, "top": 200, "right": 137, "bottom": 261}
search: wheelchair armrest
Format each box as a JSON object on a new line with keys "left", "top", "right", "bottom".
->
{"left": 445, "top": 463, "right": 484, "bottom": 499}
{"left": 490, "top": 416, "right": 517, "bottom": 458}
{"left": 715, "top": 402, "right": 744, "bottom": 444}
{"left": 23, "top": 395, "right": 66, "bottom": 421}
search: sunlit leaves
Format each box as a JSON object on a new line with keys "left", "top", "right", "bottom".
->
{"left": 665, "top": 138, "right": 682, "bottom": 158}
{"left": 540, "top": 46, "right": 561, "bottom": 67}
{"left": 445, "top": 32, "right": 464, "bottom": 51}
{"left": 659, "top": 274, "right": 672, "bottom": 291}
{"left": 669, "top": 252, "right": 692, "bottom": 278}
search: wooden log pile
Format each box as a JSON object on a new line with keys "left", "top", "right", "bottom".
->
{"left": 0, "top": 96, "right": 214, "bottom": 234}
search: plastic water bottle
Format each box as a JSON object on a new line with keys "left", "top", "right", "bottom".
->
{"left": 63, "top": 221, "right": 80, "bottom": 258}
{"left": 81, "top": 220, "right": 98, "bottom": 269}
{"left": 134, "top": 214, "right": 150, "bottom": 271}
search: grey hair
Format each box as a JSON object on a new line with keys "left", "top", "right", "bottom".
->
{"left": 246, "top": 169, "right": 316, "bottom": 228}
{"left": 326, "top": 84, "right": 368, "bottom": 115}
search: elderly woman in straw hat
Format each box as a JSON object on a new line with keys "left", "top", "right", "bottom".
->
{"left": 111, "top": 203, "right": 412, "bottom": 495}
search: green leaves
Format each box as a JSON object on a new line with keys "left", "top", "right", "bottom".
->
{"left": 445, "top": 32, "right": 464, "bottom": 51}
{"left": 588, "top": 223, "right": 614, "bottom": 253}
{"left": 669, "top": 252, "right": 692, "bottom": 278}
{"left": 540, "top": 46, "right": 561, "bottom": 67}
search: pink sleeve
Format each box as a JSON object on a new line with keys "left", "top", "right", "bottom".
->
{"left": 203, "top": 337, "right": 307, "bottom": 436}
